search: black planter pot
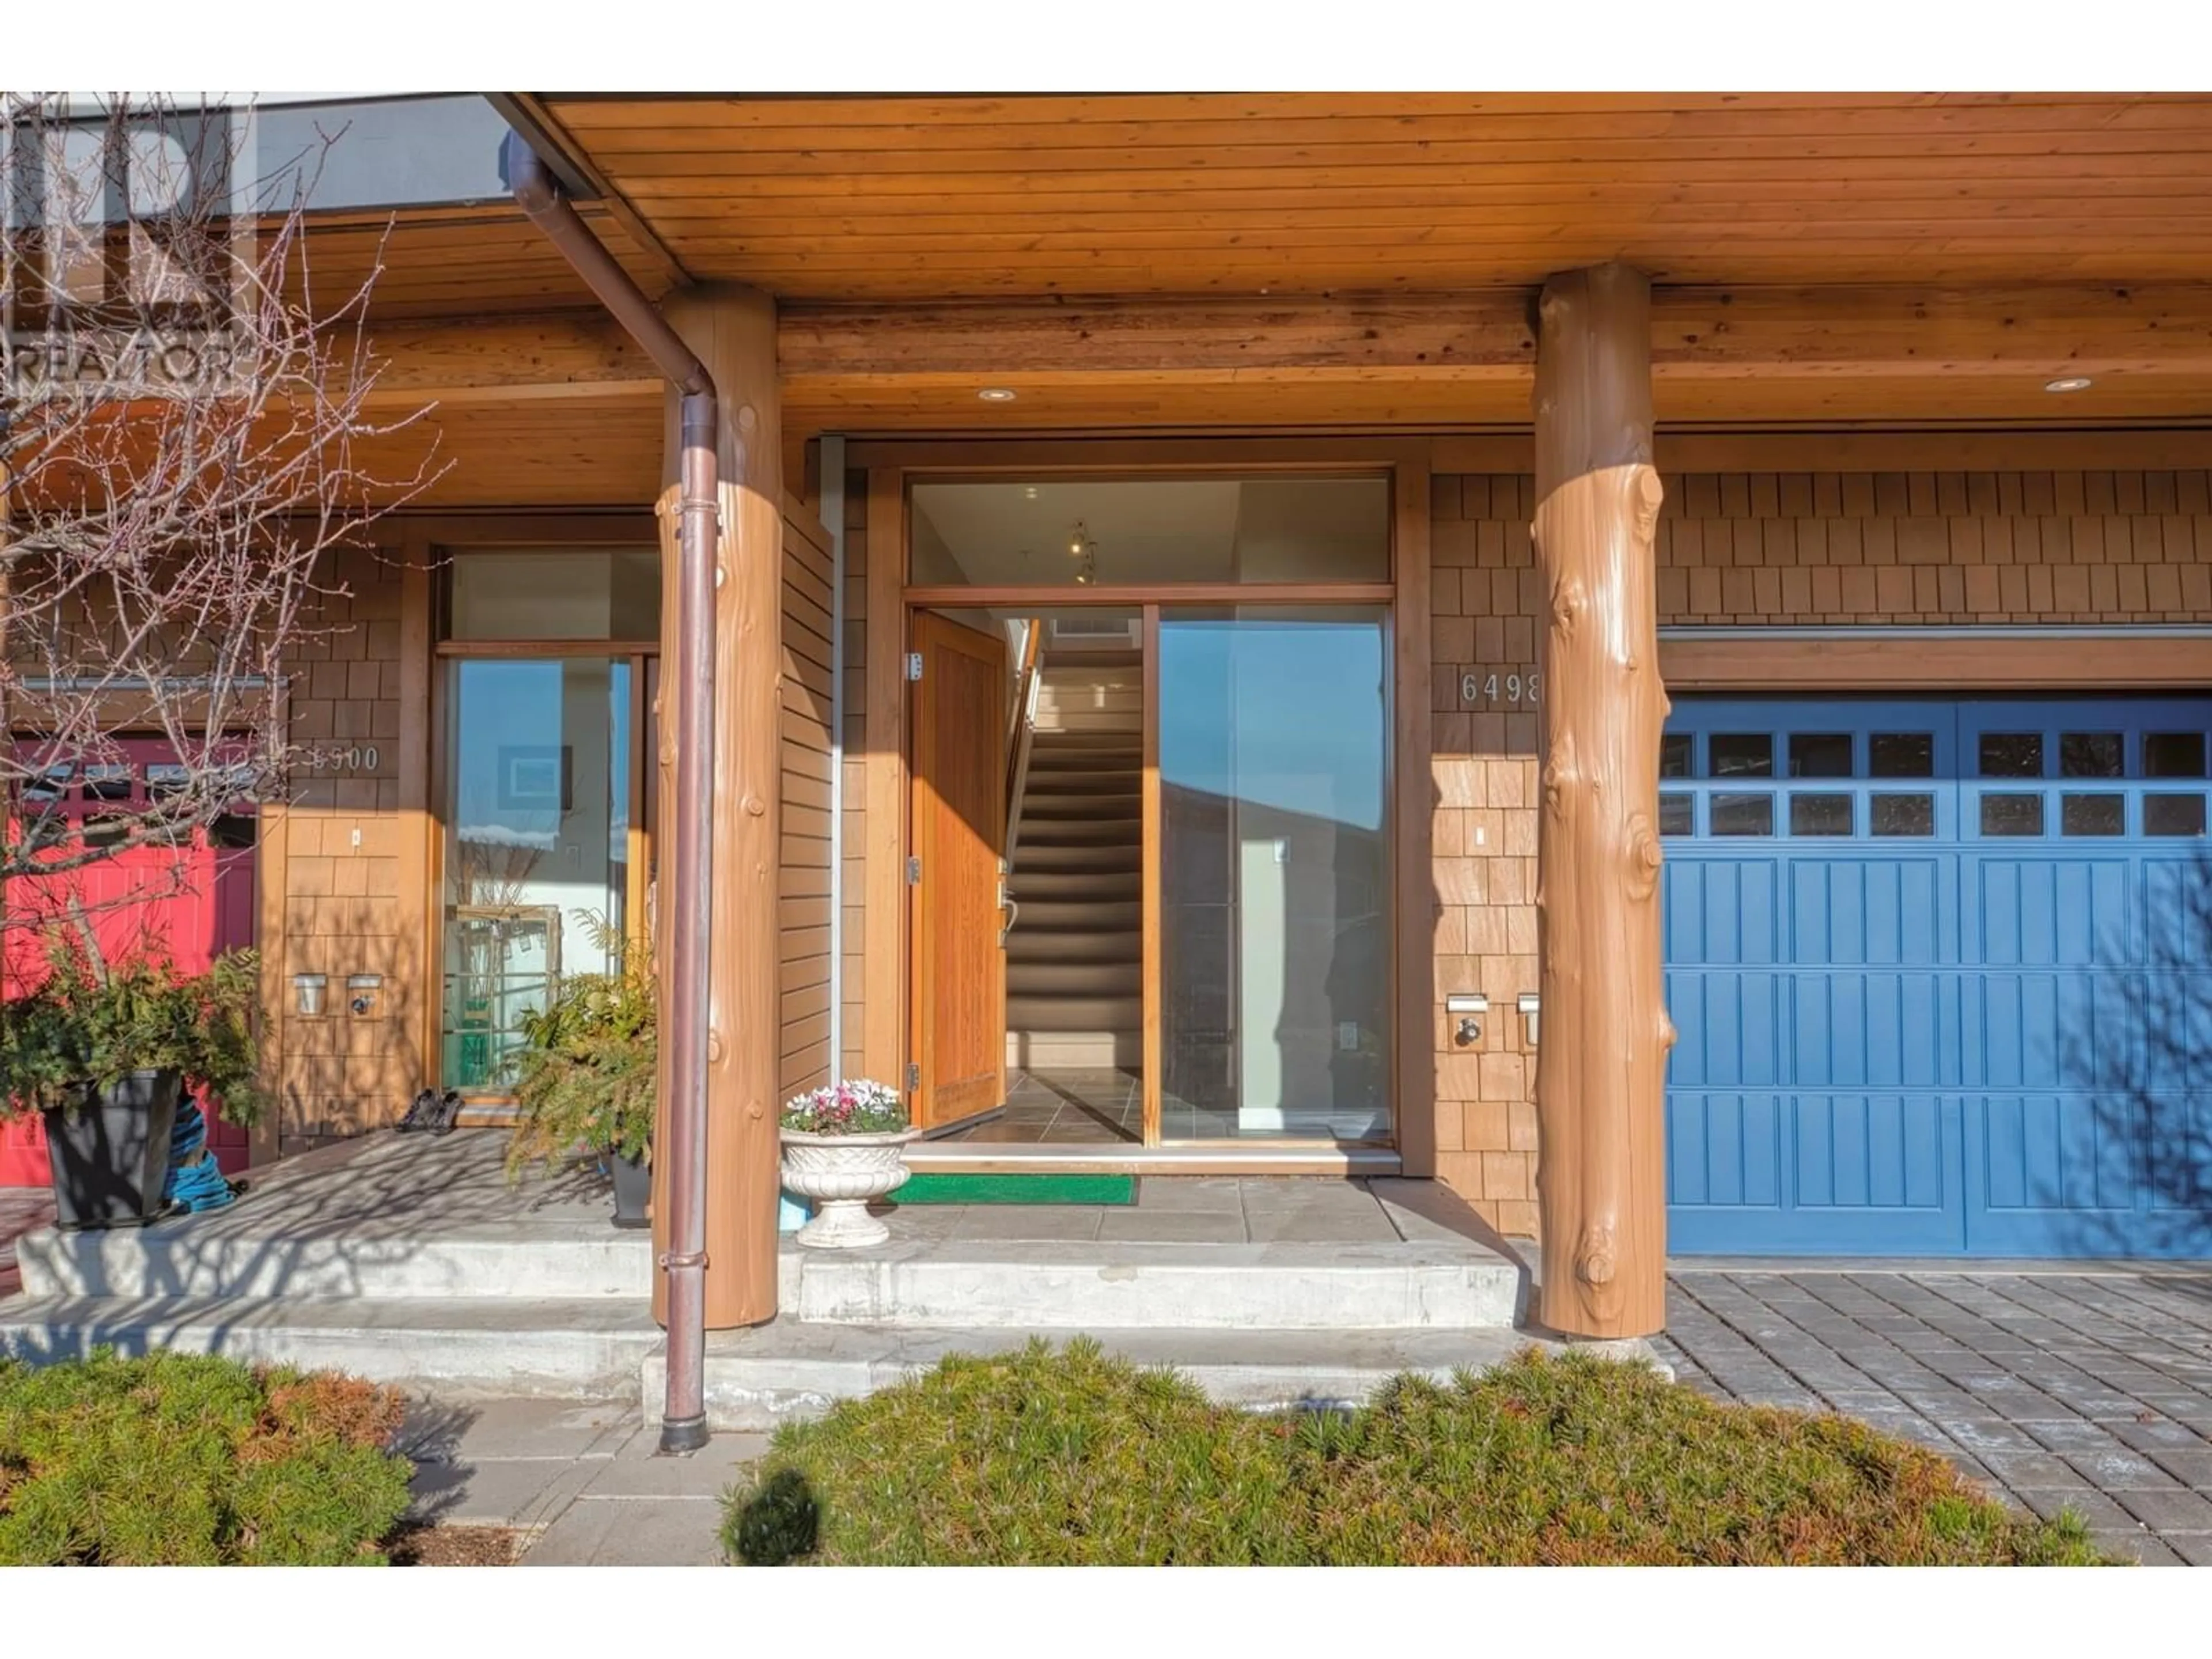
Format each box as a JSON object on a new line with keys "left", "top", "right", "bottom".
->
{"left": 42, "top": 1069, "right": 182, "bottom": 1230}
{"left": 608, "top": 1150, "right": 651, "bottom": 1230}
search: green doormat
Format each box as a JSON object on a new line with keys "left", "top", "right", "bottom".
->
{"left": 892, "top": 1173, "right": 1136, "bottom": 1206}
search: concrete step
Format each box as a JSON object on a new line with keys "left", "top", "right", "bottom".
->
{"left": 1007, "top": 1031, "right": 1142, "bottom": 1068}
{"left": 1019, "top": 817, "right": 1139, "bottom": 845}
{"left": 1009, "top": 870, "right": 1140, "bottom": 900}
{"left": 0, "top": 1293, "right": 660, "bottom": 1401}
{"left": 1017, "top": 843, "right": 1142, "bottom": 874}
{"left": 1021, "top": 791, "right": 1141, "bottom": 819}
{"left": 646, "top": 1324, "right": 1665, "bottom": 1431}
{"left": 16, "top": 1221, "right": 653, "bottom": 1301}
{"left": 1006, "top": 961, "right": 1142, "bottom": 997}
{"left": 1014, "top": 899, "right": 1143, "bottom": 931}
{"left": 781, "top": 1237, "right": 1522, "bottom": 1331}
{"left": 1007, "top": 994, "right": 1144, "bottom": 1031}
{"left": 1006, "top": 928, "right": 1139, "bottom": 964}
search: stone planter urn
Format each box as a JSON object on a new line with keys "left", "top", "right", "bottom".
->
{"left": 778, "top": 1127, "right": 922, "bottom": 1249}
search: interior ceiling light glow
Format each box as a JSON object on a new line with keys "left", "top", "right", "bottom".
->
{"left": 978, "top": 387, "right": 1017, "bottom": 402}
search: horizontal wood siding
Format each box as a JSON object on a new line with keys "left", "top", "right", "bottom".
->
{"left": 781, "top": 498, "right": 837, "bottom": 1099}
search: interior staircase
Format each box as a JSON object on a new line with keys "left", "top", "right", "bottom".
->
{"left": 1005, "top": 649, "right": 1143, "bottom": 1072}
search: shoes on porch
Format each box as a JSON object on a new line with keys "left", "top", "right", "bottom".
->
{"left": 430, "top": 1089, "right": 463, "bottom": 1136}
{"left": 397, "top": 1089, "right": 439, "bottom": 1132}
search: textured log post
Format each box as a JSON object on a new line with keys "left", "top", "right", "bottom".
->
{"left": 1531, "top": 263, "right": 1673, "bottom": 1339}
{"left": 652, "top": 285, "right": 783, "bottom": 1330}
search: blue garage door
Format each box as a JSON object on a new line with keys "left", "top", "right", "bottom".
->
{"left": 1664, "top": 696, "right": 2212, "bottom": 1259}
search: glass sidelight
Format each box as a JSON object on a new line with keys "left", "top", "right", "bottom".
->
{"left": 1154, "top": 607, "right": 1392, "bottom": 1142}
{"left": 440, "top": 657, "right": 635, "bottom": 1093}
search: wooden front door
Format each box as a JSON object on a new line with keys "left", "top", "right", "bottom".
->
{"left": 908, "top": 611, "right": 1010, "bottom": 1129}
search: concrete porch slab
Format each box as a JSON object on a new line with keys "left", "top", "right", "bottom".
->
{"left": 644, "top": 1323, "right": 1672, "bottom": 1432}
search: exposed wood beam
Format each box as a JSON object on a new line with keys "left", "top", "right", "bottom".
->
{"left": 360, "top": 312, "right": 660, "bottom": 407}
{"left": 778, "top": 285, "right": 2212, "bottom": 384}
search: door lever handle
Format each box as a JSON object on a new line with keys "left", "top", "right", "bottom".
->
{"left": 998, "top": 883, "right": 1019, "bottom": 948}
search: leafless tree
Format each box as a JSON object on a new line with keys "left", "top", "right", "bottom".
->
{"left": 1, "top": 92, "right": 438, "bottom": 938}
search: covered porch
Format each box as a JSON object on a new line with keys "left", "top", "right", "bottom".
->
{"left": 2, "top": 1127, "right": 1580, "bottom": 1428}
{"left": 81, "top": 91, "right": 2209, "bottom": 1370}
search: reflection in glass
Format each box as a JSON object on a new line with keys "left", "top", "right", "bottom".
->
{"left": 1660, "top": 733, "right": 1692, "bottom": 779}
{"left": 1658, "top": 793, "right": 1694, "bottom": 836}
{"left": 2061, "top": 794, "right": 2125, "bottom": 836}
{"left": 1709, "top": 734, "right": 1774, "bottom": 778}
{"left": 1979, "top": 733, "right": 2043, "bottom": 778}
{"left": 1789, "top": 794, "right": 1854, "bottom": 836}
{"left": 1871, "top": 793, "right": 1936, "bottom": 837}
{"left": 441, "top": 658, "right": 630, "bottom": 1093}
{"left": 1711, "top": 793, "right": 1775, "bottom": 836}
{"left": 1980, "top": 793, "right": 2045, "bottom": 837}
{"left": 1788, "top": 733, "right": 1854, "bottom": 778}
{"left": 2060, "top": 732, "right": 2124, "bottom": 778}
{"left": 2145, "top": 733, "right": 2208, "bottom": 779}
{"left": 1157, "top": 609, "right": 1389, "bottom": 1142}
{"left": 2146, "top": 794, "right": 2209, "bottom": 838}
{"left": 446, "top": 550, "right": 660, "bottom": 641}
{"left": 1870, "top": 733, "right": 1935, "bottom": 778}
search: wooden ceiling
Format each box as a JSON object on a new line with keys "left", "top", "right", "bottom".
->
{"left": 538, "top": 93, "right": 2212, "bottom": 297}
{"left": 323, "top": 93, "right": 2212, "bottom": 475}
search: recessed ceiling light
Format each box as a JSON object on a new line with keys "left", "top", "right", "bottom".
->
{"left": 978, "top": 387, "right": 1017, "bottom": 403}
{"left": 2044, "top": 376, "right": 2094, "bottom": 393}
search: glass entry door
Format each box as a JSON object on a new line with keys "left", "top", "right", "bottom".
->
{"left": 1154, "top": 608, "right": 1392, "bottom": 1142}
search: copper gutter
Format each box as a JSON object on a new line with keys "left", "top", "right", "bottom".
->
{"left": 505, "top": 129, "right": 714, "bottom": 1455}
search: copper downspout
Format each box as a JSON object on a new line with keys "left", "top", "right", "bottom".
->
{"left": 506, "top": 130, "right": 714, "bottom": 1455}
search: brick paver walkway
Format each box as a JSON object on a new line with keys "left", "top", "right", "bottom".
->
{"left": 1654, "top": 1268, "right": 2212, "bottom": 1565}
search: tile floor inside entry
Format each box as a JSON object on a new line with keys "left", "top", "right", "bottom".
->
{"left": 930, "top": 1067, "right": 1384, "bottom": 1145}
{"left": 1654, "top": 1267, "right": 2212, "bottom": 1566}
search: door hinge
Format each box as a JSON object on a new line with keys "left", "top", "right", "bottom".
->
{"left": 906, "top": 1062, "right": 921, "bottom": 1092}
{"left": 906, "top": 855, "right": 922, "bottom": 885}
{"left": 905, "top": 652, "right": 924, "bottom": 682}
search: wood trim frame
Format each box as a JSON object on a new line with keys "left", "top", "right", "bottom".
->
{"left": 396, "top": 533, "right": 435, "bottom": 1119}
{"left": 1141, "top": 603, "right": 1162, "bottom": 1148}
{"left": 1661, "top": 630, "right": 2212, "bottom": 693}
{"left": 249, "top": 672, "right": 291, "bottom": 1169}
{"left": 862, "top": 469, "right": 908, "bottom": 1084}
{"left": 861, "top": 434, "right": 1433, "bottom": 1158}
{"left": 1391, "top": 455, "right": 1437, "bottom": 1177}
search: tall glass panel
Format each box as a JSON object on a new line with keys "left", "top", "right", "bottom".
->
{"left": 441, "top": 657, "right": 630, "bottom": 1093}
{"left": 1157, "top": 608, "right": 1391, "bottom": 1142}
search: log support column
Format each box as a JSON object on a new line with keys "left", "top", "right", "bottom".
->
{"left": 1530, "top": 263, "right": 1673, "bottom": 1340}
{"left": 651, "top": 284, "right": 782, "bottom": 1330}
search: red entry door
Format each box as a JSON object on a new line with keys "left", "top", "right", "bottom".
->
{"left": 1, "top": 738, "right": 256, "bottom": 1185}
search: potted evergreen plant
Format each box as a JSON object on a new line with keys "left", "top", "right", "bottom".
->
{"left": 778, "top": 1080, "right": 918, "bottom": 1249}
{"left": 505, "top": 922, "right": 656, "bottom": 1228}
{"left": 0, "top": 931, "right": 264, "bottom": 1229}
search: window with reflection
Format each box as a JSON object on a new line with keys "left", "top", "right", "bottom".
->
{"left": 1157, "top": 608, "right": 1390, "bottom": 1143}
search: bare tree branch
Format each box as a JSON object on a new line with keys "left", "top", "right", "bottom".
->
{"left": 1, "top": 92, "right": 444, "bottom": 930}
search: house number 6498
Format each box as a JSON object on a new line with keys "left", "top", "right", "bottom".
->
{"left": 1461, "top": 671, "right": 1540, "bottom": 708}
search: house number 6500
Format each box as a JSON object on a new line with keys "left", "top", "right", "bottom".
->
{"left": 1461, "top": 671, "right": 1541, "bottom": 708}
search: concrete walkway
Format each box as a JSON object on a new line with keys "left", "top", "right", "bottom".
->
{"left": 1654, "top": 1266, "right": 2212, "bottom": 1566}
{"left": 402, "top": 1397, "right": 765, "bottom": 1566}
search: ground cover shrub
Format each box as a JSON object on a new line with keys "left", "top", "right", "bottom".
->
{"left": 725, "top": 1338, "right": 1302, "bottom": 1565}
{"left": 0, "top": 1348, "right": 413, "bottom": 1565}
{"left": 724, "top": 1339, "right": 2111, "bottom": 1567}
